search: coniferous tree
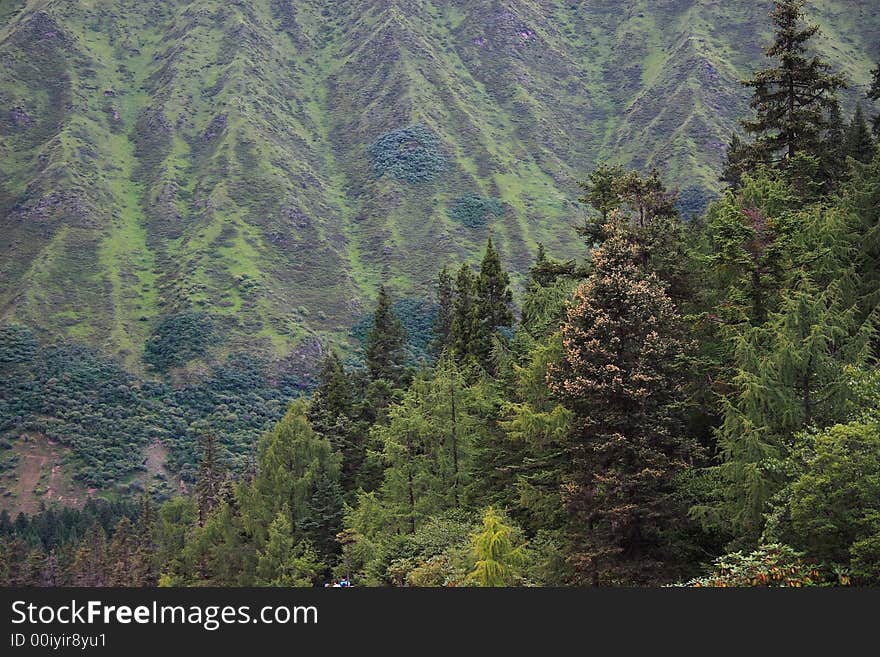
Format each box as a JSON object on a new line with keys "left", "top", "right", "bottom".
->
{"left": 475, "top": 238, "right": 514, "bottom": 371}
{"left": 701, "top": 274, "right": 874, "bottom": 546}
{"left": 468, "top": 507, "right": 525, "bottom": 586}
{"left": 822, "top": 100, "right": 848, "bottom": 186}
{"left": 721, "top": 133, "right": 749, "bottom": 189}
{"left": 548, "top": 218, "right": 698, "bottom": 585}
{"left": 309, "top": 351, "right": 364, "bottom": 494}
{"left": 740, "top": 0, "right": 846, "bottom": 165}
{"left": 365, "top": 285, "right": 408, "bottom": 385}
{"left": 196, "top": 431, "right": 225, "bottom": 527}
{"left": 578, "top": 164, "right": 625, "bottom": 244}
{"left": 70, "top": 523, "right": 108, "bottom": 587}
{"left": 108, "top": 517, "right": 139, "bottom": 586}
{"left": 869, "top": 61, "right": 880, "bottom": 135}
{"left": 451, "top": 264, "right": 479, "bottom": 362}
{"left": 42, "top": 551, "right": 62, "bottom": 587}
{"left": 255, "top": 509, "right": 325, "bottom": 586}
{"left": 134, "top": 496, "right": 159, "bottom": 586}
{"left": 241, "top": 401, "right": 344, "bottom": 562}
{"left": 706, "top": 172, "right": 799, "bottom": 324}
{"left": 845, "top": 104, "right": 876, "bottom": 164}
{"left": 375, "top": 360, "right": 487, "bottom": 533}
{"left": 433, "top": 266, "right": 455, "bottom": 355}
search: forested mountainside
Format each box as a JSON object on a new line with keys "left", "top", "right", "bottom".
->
{"left": 1, "top": 0, "right": 878, "bottom": 366}
{"left": 2, "top": 1, "right": 880, "bottom": 587}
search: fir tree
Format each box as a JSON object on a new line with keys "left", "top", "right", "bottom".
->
{"left": 548, "top": 218, "right": 697, "bottom": 585}
{"left": 721, "top": 132, "right": 749, "bottom": 189}
{"left": 845, "top": 104, "right": 876, "bottom": 164}
{"left": 70, "top": 523, "right": 108, "bottom": 587}
{"left": 451, "top": 264, "right": 479, "bottom": 362}
{"left": 740, "top": 0, "right": 847, "bottom": 164}
{"left": 433, "top": 266, "right": 455, "bottom": 355}
{"left": 365, "top": 285, "right": 408, "bottom": 384}
{"left": 475, "top": 238, "right": 514, "bottom": 371}
{"left": 196, "top": 431, "right": 225, "bottom": 527}
{"left": 308, "top": 351, "right": 363, "bottom": 493}
{"left": 256, "top": 509, "right": 325, "bottom": 586}
{"left": 821, "top": 100, "right": 847, "bottom": 186}
{"left": 869, "top": 61, "right": 880, "bottom": 135}
{"left": 108, "top": 517, "right": 138, "bottom": 586}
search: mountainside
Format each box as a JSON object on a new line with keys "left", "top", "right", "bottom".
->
{"left": 1, "top": 0, "right": 878, "bottom": 370}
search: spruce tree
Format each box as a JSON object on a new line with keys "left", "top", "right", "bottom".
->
{"left": 721, "top": 132, "right": 749, "bottom": 189}
{"left": 822, "top": 100, "right": 847, "bottom": 186}
{"left": 433, "top": 266, "right": 455, "bottom": 355}
{"left": 475, "top": 238, "right": 514, "bottom": 371}
{"left": 741, "top": 0, "right": 846, "bottom": 164}
{"left": 869, "top": 61, "right": 880, "bottom": 135}
{"left": 108, "top": 517, "right": 138, "bottom": 586}
{"left": 196, "top": 431, "right": 225, "bottom": 527}
{"left": 242, "top": 401, "right": 344, "bottom": 562}
{"left": 70, "top": 523, "right": 108, "bottom": 587}
{"left": 548, "top": 218, "right": 697, "bottom": 585}
{"left": 308, "top": 351, "right": 363, "bottom": 493}
{"left": 451, "top": 264, "right": 479, "bottom": 362}
{"left": 845, "top": 104, "right": 876, "bottom": 164}
{"left": 365, "top": 285, "right": 408, "bottom": 384}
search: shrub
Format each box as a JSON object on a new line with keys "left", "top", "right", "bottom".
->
{"left": 446, "top": 195, "right": 503, "bottom": 228}
{"left": 368, "top": 124, "right": 447, "bottom": 183}
{"left": 144, "top": 312, "right": 215, "bottom": 371}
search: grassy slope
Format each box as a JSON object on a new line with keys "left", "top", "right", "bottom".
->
{"left": 0, "top": 0, "right": 877, "bottom": 368}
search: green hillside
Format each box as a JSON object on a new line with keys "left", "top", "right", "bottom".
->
{"left": 1, "top": 0, "right": 878, "bottom": 370}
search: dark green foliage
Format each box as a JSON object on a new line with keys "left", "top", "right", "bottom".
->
{"left": 675, "top": 187, "right": 716, "bottom": 222}
{"left": 144, "top": 312, "right": 215, "bottom": 371}
{"left": 740, "top": 0, "right": 847, "bottom": 165}
{"left": 869, "top": 61, "right": 880, "bottom": 134}
{"left": 450, "top": 264, "right": 479, "bottom": 363}
{"left": 474, "top": 238, "right": 514, "bottom": 371}
{"left": 433, "top": 267, "right": 454, "bottom": 355}
{"left": 365, "top": 286, "right": 408, "bottom": 384}
{"left": 548, "top": 219, "right": 700, "bottom": 585}
{"left": 845, "top": 104, "right": 876, "bottom": 164}
{"left": 352, "top": 297, "right": 437, "bottom": 365}
{"left": 368, "top": 124, "right": 447, "bottom": 183}
{"left": 0, "top": 332, "right": 308, "bottom": 487}
{"left": 446, "top": 195, "right": 503, "bottom": 228}
{"left": 0, "top": 325, "right": 37, "bottom": 364}
{"left": 721, "top": 132, "right": 749, "bottom": 189}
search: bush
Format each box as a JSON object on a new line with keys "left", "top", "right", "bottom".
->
{"left": 446, "top": 195, "right": 503, "bottom": 228}
{"left": 144, "top": 312, "right": 215, "bottom": 371}
{"left": 681, "top": 544, "right": 847, "bottom": 587}
{"left": 368, "top": 124, "right": 447, "bottom": 183}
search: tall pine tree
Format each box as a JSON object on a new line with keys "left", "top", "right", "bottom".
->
{"left": 475, "top": 238, "right": 514, "bottom": 372}
{"left": 845, "top": 104, "right": 876, "bottom": 164}
{"left": 548, "top": 218, "right": 697, "bottom": 585}
{"left": 740, "top": 0, "right": 846, "bottom": 165}
{"left": 365, "top": 285, "right": 408, "bottom": 385}
{"left": 433, "top": 266, "right": 455, "bottom": 355}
